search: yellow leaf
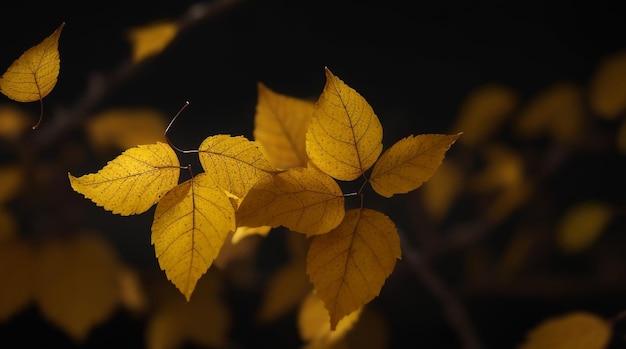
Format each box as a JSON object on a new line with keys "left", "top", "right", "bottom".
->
{"left": 0, "top": 22, "right": 64, "bottom": 103}
{"left": 117, "top": 266, "right": 147, "bottom": 314}
{"left": 236, "top": 166, "right": 345, "bottom": 236}
{"left": 68, "top": 142, "right": 180, "bottom": 215}
{"left": 231, "top": 225, "right": 272, "bottom": 244}
{"left": 420, "top": 161, "right": 465, "bottom": 222}
{"left": 298, "top": 291, "right": 362, "bottom": 347}
{"left": 86, "top": 107, "right": 168, "bottom": 152}
{"left": 471, "top": 143, "right": 524, "bottom": 193}
{"left": 306, "top": 68, "right": 383, "bottom": 181}
{"left": 452, "top": 84, "right": 518, "bottom": 147}
{"left": 256, "top": 257, "right": 312, "bottom": 325}
{"left": 514, "top": 82, "right": 585, "bottom": 144}
{"left": 146, "top": 271, "right": 231, "bottom": 349}
{"left": 518, "top": 311, "right": 612, "bottom": 349}
{"left": 151, "top": 173, "right": 236, "bottom": 301}
{"left": 589, "top": 50, "right": 626, "bottom": 120}
{"left": 556, "top": 201, "right": 613, "bottom": 254}
{"left": 370, "top": 133, "right": 461, "bottom": 198}
{"left": 198, "top": 134, "right": 277, "bottom": 201}
{"left": 127, "top": 20, "right": 178, "bottom": 63}
{"left": 36, "top": 234, "right": 121, "bottom": 342}
{"left": 0, "top": 104, "right": 32, "bottom": 140}
{"left": 254, "top": 82, "right": 314, "bottom": 169}
{"left": 0, "top": 240, "right": 37, "bottom": 322}
{"left": 307, "top": 208, "right": 401, "bottom": 329}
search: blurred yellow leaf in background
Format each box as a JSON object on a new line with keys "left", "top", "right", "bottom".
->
{"left": 0, "top": 240, "right": 37, "bottom": 322}
{"left": 127, "top": 20, "right": 178, "bottom": 63}
{"left": 306, "top": 68, "right": 383, "bottom": 181}
{"left": 0, "top": 104, "right": 32, "bottom": 140}
{"left": 589, "top": 50, "right": 626, "bottom": 120}
{"left": 518, "top": 311, "right": 611, "bottom": 349}
{"left": 556, "top": 201, "right": 613, "bottom": 254}
{"left": 420, "top": 161, "right": 465, "bottom": 222}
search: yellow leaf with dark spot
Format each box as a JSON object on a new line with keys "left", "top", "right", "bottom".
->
{"left": 198, "top": 134, "right": 277, "bottom": 201}
{"left": 68, "top": 142, "right": 180, "bottom": 215}
{"left": 254, "top": 82, "right": 314, "bottom": 169}
{"left": 86, "top": 107, "right": 168, "bottom": 152}
{"left": 518, "top": 311, "right": 611, "bottom": 349}
{"left": 37, "top": 234, "right": 121, "bottom": 343}
{"left": 152, "top": 173, "right": 236, "bottom": 300}
{"left": 452, "top": 84, "right": 518, "bottom": 147}
{"left": 589, "top": 50, "right": 626, "bottom": 120}
{"left": 307, "top": 208, "right": 400, "bottom": 330}
{"left": 0, "top": 22, "right": 64, "bottom": 103}
{"left": 556, "top": 201, "right": 613, "bottom": 254}
{"left": 370, "top": 133, "right": 461, "bottom": 198}
{"left": 298, "top": 291, "right": 361, "bottom": 347}
{"left": 306, "top": 68, "right": 383, "bottom": 181}
{"left": 127, "top": 20, "right": 178, "bottom": 63}
{"left": 236, "top": 166, "right": 345, "bottom": 236}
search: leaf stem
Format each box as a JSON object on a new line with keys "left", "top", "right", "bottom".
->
{"left": 32, "top": 98, "right": 44, "bottom": 129}
{"left": 165, "top": 100, "right": 199, "bottom": 153}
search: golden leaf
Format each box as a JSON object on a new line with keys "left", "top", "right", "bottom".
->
{"left": 514, "top": 82, "right": 585, "bottom": 144}
{"left": 127, "top": 20, "right": 178, "bottom": 63}
{"left": 198, "top": 134, "right": 277, "bottom": 201}
{"left": 370, "top": 133, "right": 461, "bottom": 198}
{"left": 254, "top": 82, "right": 314, "bottom": 169}
{"left": 556, "top": 201, "right": 613, "bottom": 254}
{"left": 231, "top": 225, "right": 272, "bottom": 244}
{"left": 307, "top": 208, "right": 401, "bottom": 329}
{"left": 151, "top": 173, "right": 236, "bottom": 300}
{"left": 518, "top": 311, "right": 611, "bottom": 349}
{"left": 145, "top": 271, "right": 231, "bottom": 349}
{"left": 68, "top": 142, "right": 180, "bottom": 215}
{"left": 0, "top": 240, "right": 37, "bottom": 322}
{"left": 236, "top": 166, "right": 345, "bottom": 236}
{"left": 298, "top": 291, "right": 362, "bottom": 348}
{"left": 0, "top": 104, "right": 32, "bottom": 140}
{"left": 306, "top": 67, "right": 383, "bottom": 181}
{"left": 452, "top": 84, "right": 518, "bottom": 147}
{"left": 0, "top": 22, "right": 64, "bottom": 102}
{"left": 420, "top": 161, "right": 465, "bottom": 222}
{"left": 86, "top": 107, "right": 168, "bottom": 152}
{"left": 36, "top": 234, "right": 121, "bottom": 342}
{"left": 589, "top": 50, "right": 626, "bottom": 120}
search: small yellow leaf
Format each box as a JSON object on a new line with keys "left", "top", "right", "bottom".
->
{"left": 0, "top": 22, "right": 64, "bottom": 103}
{"left": 254, "top": 82, "right": 314, "bottom": 169}
{"left": 127, "top": 20, "right": 179, "bottom": 63}
{"left": 198, "top": 134, "right": 277, "bottom": 201}
{"left": 152, "top": 173, "right": 236, "bottom": 301}
{"left": 0, "top": 239, "right": 37, "bottom": 322}
{"left": 236, "top": 166, "right": 345, "bottom": 236}
{"left": 420, "top": 161, "right": 465, "bottom": 222}
{"left": 518, "top": 311, "right": 612, "bottom": 349}
{"left": 231, "top": 225, "right": 272, "bottom": 244}
{"left": 471, "top": 143, "right": 524, "bottom": 193}
{"left": 86, "top": 107, "right": 168, "bottom": 152}
{"left": 556, "top": 201, "right": 613, "bottom": 254}
{"left": 514, "top": 82, "right": 585, "bottom": 144}
{"left": 589, "top": 50, "right": 626, "bottom": 120}
{"left": 68, "top": 142, "right": 180, "bottom": 215}
{"left": 36, "top": 234, "right": 121, "bottom": 342}
{"left": 298, "top": 291, "right": 362, "bottom": 347}
{"left": 452, "top": 84, "right": 518, "bottom": 147}
{"left": 306, "top": 68, "right": 383, "bottom": 181}
{"left": 370, "top": 133, "right": 461, "bottom": 198}
{"left": 307, "top": 208, "right": 401, "bottom": 329}
{"left": 0, "top": 104, "right": 32, "bottom": 140}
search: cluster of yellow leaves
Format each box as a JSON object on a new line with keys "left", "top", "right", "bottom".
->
{"left": 0, "top": 22, "right": 64, "bottom": 129}
{"left": 69, "top": 67, "right": 460, "bottom": 330}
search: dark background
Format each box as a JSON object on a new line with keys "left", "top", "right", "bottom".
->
{"left": 1, "top": 0, "right": 626, "bottom": 348}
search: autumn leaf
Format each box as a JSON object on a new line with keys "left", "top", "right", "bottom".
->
{"left": 370, "top": 133, "right": 461, "bottom": 198}
{"left": 0, "top": 104, "right": 33, "bottom": 140}
{"left": 0, "top": 22, "right": 64, "bottom": 129}
{"left": 198, "top": 134, "right": 277, "bottom": 201}
{"left": 518, "top": 311, "right": 612, "bottom": 349}
{"left": 254, "top": 82, "right": 314, "bottom": 169}
{"left": 236, "top": 166, "right": 345, "bottom": 236}
{"left": 420, "top": 161, "right": 465, "bottom": 222}
{"left": 307, "top": 208, "right": 401, "bottom": 329}
{"left": 0, "top": 239, "right": 37, "bottom": 322}
{"left": 151, "top": 172, "right": 236, "bottom": 300}
{"left": 452, "top": 83, "right": 518, "bottom": 147}
{"left": 231, "top": 225, "right": 272, "bottom": 243}
{"left": 298, "top": 291, "right": 362, "bottom": 349}
{"left": 127, "top": 20, "right": 179, "bottom": 63}
{"left": 36, "top": 234, "right": 121, "bottom": 342}
{"left": 589, "top": 50, "right": 626, "bottom": 120}
{"left": 69, "top": 142, "right": 180, "bottom": 215}
{"left": 86, "top": 107, "right": 168, "bottom": 152}
{"left": 306, "top": 67, "right": 383, "bottom": 181}
{"left": 556, "top": 201, "right": 613, "bottom": 254}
